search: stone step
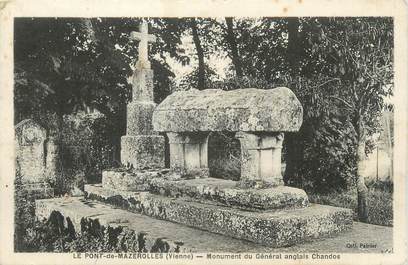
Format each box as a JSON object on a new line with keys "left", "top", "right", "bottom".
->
{"left": 35, "top": 196, "right": 393, "bottom": 253}
{"left": 148, "top": 177, "right": 309, "bottom": 210}
{"left": 84, "top": 184, "right": 353, "bottom": 247}
{"left": 35, "top": 196, "right": 252, "bottom": 252}
{"left": 102, "top": 169, "right": 309, "bottom": 210}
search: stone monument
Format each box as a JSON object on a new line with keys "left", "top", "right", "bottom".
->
{"left": 79, "top": 86, "right": 353, "bottom": 247}
{"left": 36, "top": 22, "right": 354, "bottom": 250}
{"left": 152, "top": 87, "right": 303, "bottom": 187}
{"left": 120, "top": 21, "right": 165, "bottom": 169}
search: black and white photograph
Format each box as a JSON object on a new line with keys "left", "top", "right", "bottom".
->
{"left": 1, "top": 0, "right": 407, "bottom": 264}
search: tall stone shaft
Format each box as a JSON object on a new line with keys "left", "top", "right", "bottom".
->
{"left": 120, "top": 21, "right": 165, "bottom": 169}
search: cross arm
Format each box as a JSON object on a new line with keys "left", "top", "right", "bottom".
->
{"left": 130, "top": 31, "right": 157, "bottom": 42}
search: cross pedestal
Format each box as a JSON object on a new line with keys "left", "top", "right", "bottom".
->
{"left": 120, "top": 21, "right": 165, "bottom": 169}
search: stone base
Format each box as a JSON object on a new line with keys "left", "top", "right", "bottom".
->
{"left": 149, "top": 177, "right": 309, "bottom": 210}
{"left": 16, "top": 182, "right": 54, "bottom": 199}
{"left": 102, "top": 168, "right": 169, "bottom": 191}
{"left": 120, "top": 135, "right": 165, "bottom": 169}
{"left": 102, "top": 171, "right": 309, "bottom": 210}
{"left": 126, "top": 101, "right": 157, "bottom": 135}
{"left": 35, "top": 196, "right": 391, "bottom": 253}
{"left": 170, "top": 167, "right": 209, "bottom": 179}
{"left": 85, "top": 184, "right": 353, "bottom": 247}
{"left": 237, "top": 178, "right": 285, "bottom": 189}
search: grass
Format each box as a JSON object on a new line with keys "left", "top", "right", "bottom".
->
{"left": 308, "top": 181, "right": 393, "bottom": 227}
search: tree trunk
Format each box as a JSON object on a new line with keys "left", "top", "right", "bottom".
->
{"left": 287, "top": 17, "right": 300, "bottom": 76}
{"left": 283, "top": 133, "right": 302, "bottom": 185}
{"left": 190, "top": 18, "right": 205, "bottom": 89}
{"left": 225, "top": 17, "right": 243, "bottom": 78}
{"left": 356, "top": 117, "right": 369, "bottom": 222}
{"left": 283, "top": 18, "right": 302, "bottom": 185}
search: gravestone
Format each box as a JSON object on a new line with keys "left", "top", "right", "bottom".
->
{"left": 15, "top": 119, "right": 53, "bottom": 198}
{"left": 120, "top": 21, "right": 165, "bottom": 169}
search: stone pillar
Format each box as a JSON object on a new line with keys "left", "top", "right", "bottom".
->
{"left": 167, "top": 133, "right": 186, "bottom": 170}
{"left": 120, "top": 66, "right": 165, "bottom": 170}
{"left": 236, "top": 132, "right": 284, "bottom": 188}
{"left": 131, "top": 69, "right": 154, "bottom": 102}
{"left": 167, "top": 132, "right": 209, "bottom": 178}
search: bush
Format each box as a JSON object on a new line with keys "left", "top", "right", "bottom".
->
{"left": 16, "top": 210, "right": 175, "bottom": 253}
{"left": 308, "top": 181, "right": 393, "bottom": 226}
{"left": 56, "top": 112, "right": 118, "bottom": 195}
{"left": 285, "top": 114, "right": 358, "bottom": 194}
{"left": 14, "top": 187, "right": 36, "bottom": 251}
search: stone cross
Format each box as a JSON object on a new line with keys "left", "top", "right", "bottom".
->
{"left": 130, "top": 20, "right": 156, "bottom": 69}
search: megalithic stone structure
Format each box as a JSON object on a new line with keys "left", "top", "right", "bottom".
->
{"left": 121, "top": 21, "right": 165, "bottom": 169}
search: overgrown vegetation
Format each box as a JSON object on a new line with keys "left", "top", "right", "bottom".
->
{"left": 16, "top": 206, "right": 178, "bottom": 253}
{"left": 14, "top": 187, "right": 36, "bottom": 251}
{"left": 308, "top": 180, "right": 393, "bottom": 227}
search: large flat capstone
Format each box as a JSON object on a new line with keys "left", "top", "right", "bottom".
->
{"left": 152, "top": 87, "right": 303, "bottom": 132}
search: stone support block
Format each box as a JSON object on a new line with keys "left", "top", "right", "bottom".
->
{"left": 120, "top": 135, "right": 165, "bottom": 169}
{"left": 167, "top": 132, "right": 209, "bottom": 177}
{"left": 102, "top": 168, "right": 169, "bottom": 191}
{"left": 236, "top": 132, "right": 284, "bottom": 188}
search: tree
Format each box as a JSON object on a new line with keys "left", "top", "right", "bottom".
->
{"left": 224, "top": 17, "right": 243, "bottom": 78}
{"left": 14, "top": 17, "right": 188, "bottom": 119}
{"left": 200, "top": 18, "right": 393, "bottom": 210}
{"left": 284, "top": 17, "right": 303, "bottom": 185}
{"left": 14, "top": 17, "right": 189, "bottom": 163}
{"left": 325, "top": 18, "right": 392, "bottom": 222}
{"left": 291, "top": 17, "right": 393, "bottom": 221}
{"left": 190, "top": 18, "right": 206, "bottom": 89}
